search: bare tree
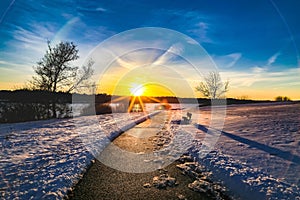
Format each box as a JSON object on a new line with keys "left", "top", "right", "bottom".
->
{"left": 32, "top": 41, "right": 79, "bottom": 92}
{"left": 196, "top": 71, "right": 229, "bottom": 99}
{"left": 67, "top": 59, "right": 95, "bottom": 93}
{"left": 31, "top": 41, "right": 94, "bottom": 117}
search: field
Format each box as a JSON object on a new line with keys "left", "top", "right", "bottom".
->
{"left": 0, "top": 102, "right": 299, "bottom": 199}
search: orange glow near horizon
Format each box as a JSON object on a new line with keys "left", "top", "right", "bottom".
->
{"left": 96, "top": 79, "right": 300, "bottom": 100}
{"left": 1, "top": 80, "right": 299, "bottom": 100}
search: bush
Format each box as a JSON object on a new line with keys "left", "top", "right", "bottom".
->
{"left": 275, "top": 96, "right": 291, "bottom": 102}
{"left": 0, "top": 102, "right": 72, "bottom": 123}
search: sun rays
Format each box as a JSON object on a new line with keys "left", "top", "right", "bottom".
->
{"left": 128, "top": 84, "right": 145, "bottom": 112}
{"left": 109, "top": 83, "right": 169, "bottom": 113}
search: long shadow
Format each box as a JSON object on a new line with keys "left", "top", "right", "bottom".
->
{"left": 195, "top": 124, "right": 300, "bottom": 165}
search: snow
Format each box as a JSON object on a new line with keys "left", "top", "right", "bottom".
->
{"left": 138, "top": 102, "right": 300, "bottom": 199}
{"left": 151, "top": 172, "right": 178, "bottom": 189}
{"left": 188, "top": 103, "right": 300, "bottom": 199}
{"left": 1, "top": 102, "right": 299, "bottom": 199}
{"left": 0, "top": 112, "right": 155, "bottom": 199}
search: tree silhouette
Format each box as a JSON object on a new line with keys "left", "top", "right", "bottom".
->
{"left": 196, "top": 71, "right": 229, "bottom": 99}
{"left": 275, "top": 96, "right": 291, "bottom": 102}
{"left": 67, "top": 59, "right": 95, "bottom": 93}
{"left": 31, "top": 41, "right": 94, "bottom": 118}
{"left": 32, "top": 41, "right": 79, "bottom": 92}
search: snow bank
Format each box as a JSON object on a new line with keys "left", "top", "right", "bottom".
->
{"left": 0, "top": 111, "right": 158, "bottom": 199}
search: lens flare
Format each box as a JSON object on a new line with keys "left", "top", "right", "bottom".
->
{"left": 130, "top": 84, "right": 144, "bottom": 96}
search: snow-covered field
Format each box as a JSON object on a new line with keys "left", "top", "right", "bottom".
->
{"left": 0, "top": 112, "right": 151, "bottom": 199}
{"left": 191, "top": 102, "right": 300, "bottom": 199}
{"left": 0, "top": 102, "right": 299, "bottom": 199}
{"left": 144, "top": 102, "right": 300, "bottom": 199}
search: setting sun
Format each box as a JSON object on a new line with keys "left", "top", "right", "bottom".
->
{"left": 130, "top": 84, "right": 144, "bottom": 96}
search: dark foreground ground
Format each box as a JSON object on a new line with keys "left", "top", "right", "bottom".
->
{"left": 68, "top": 159, "right": 211, "bottom": 200}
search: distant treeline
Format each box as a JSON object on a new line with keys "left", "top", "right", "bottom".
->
{"left": 0, "top": 90, "right": 266, "bottom": 104}
{"left": 0, "top": 90, "right": 109, "bottom": 103}
{"left": 0, "top": 90, "right": 266, "bottom": 123}
{"left": 0, "top": 90, "right": 111, "bottom": 123}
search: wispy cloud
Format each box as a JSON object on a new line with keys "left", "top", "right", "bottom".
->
{"left": 13, "top": 26, "right": 47, "bottom": 44}
{"left": 227, "top": 53, "right": 242, "bottom": 67}
{"left": 0, "top": 60, "right": 34, "bottom": 87}
{"left": 221, "top": 67, "right": 300, "bottom": 88}
{"left": 80, "top": 24, "right": 115, "bottom": 42}
{"left": 92, "top": 42, "right": 184, "bottom": 73}
{"left": 0, "top": 60, "right": 30, "bottom": 69}
{"left": 267, "top": 52, "right": 281, "bottom": 66}
{"left": 251, "top": 66, "right": 267, "bottom": 74}
{"left": 0, "top": 0, "right": 16, "bottom": 24}
{"left": 150, "top": 9, "right": 214, "bottom": 44}
{"left": 214, "top": 53, "right": 242, "bottom": 68}
{"left": 188, "top": 21, "right": 212, "bottom": 43}
{"left": 153, "top": 43, "right": 184, "bottom": 65}
{"left": 77, "top": 6, "right": 107, "bottom": 13}
{"left": 2, "top": 22, "right": 59, "bottom": 66}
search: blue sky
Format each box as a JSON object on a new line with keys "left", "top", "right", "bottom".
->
{"left": 0, "top": 0, "right": 299, "bottom": 99}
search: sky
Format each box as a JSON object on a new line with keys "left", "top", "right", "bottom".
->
{"left": 0, "top": 0, "right": 299, "bottom": 100}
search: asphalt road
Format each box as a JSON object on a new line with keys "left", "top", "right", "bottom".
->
{"left": 68, "top": 111, "right": 212, "bottom": 200}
